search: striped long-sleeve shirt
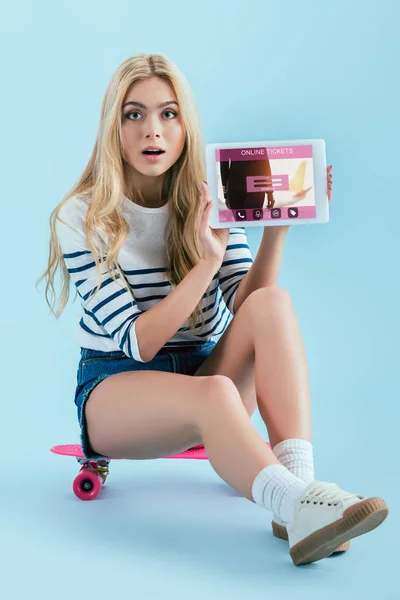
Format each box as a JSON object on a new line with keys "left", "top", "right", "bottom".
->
{"left": 56, "top": 193, "right": 253, "bottom": 362}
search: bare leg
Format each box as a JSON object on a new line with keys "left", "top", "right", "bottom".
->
{"left": 85, "top": 371, "right": 281, "bottom": 501}
{"left": 252, "top": 288, "right": 312, "bottom": 448}
{"left": 195, "top": 287, "right": 312, "bottom": 449}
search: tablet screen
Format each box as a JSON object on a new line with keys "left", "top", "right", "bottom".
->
{"left": 216, "top": 144, "right": 317, "bottom": 223}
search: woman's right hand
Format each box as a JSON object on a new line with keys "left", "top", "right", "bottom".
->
{"left": 198, "top": 181, "right": 230, "bottom": 266}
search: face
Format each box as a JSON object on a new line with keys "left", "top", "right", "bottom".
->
{"left": 121, "top": 77, "right": 186, "bottom": 196}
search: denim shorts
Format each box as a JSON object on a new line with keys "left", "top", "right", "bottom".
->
{"left": 73, "top": 340, "right": 216, "bottom": 460}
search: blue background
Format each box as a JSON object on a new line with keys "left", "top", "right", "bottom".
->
{"left": 1, "top": 0, "right": 399, "bottom": 597}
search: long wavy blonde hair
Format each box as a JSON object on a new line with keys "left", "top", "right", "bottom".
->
{"left": 36, "top": 53, "right": 210, "bottom": 331}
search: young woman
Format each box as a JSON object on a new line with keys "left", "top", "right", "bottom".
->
{"left": 38, "top": 53, "right": 388, "bottom": 566}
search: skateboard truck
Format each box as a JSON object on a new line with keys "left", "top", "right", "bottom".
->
{"left": 74, "top": 457, "right": 111, "bottom": 500}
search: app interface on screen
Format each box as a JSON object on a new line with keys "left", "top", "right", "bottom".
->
{"left": 216, "top": 145, "right": 317, "bottom": 223}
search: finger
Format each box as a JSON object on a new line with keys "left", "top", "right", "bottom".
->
{"left": 202, "top": 181, "right": 210, "bottom": 199}
{"left": 201, "top": 202, "right": 212, "bottom": 224}
{"left": 203, "top": 183, "right": 214, "bottom": 207}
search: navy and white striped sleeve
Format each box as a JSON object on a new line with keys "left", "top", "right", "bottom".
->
{"left": 217, "top": 227, "right": 253, "bottom": 314}
{"left": 56, "top": 199, "right": 145, "bottom": 362}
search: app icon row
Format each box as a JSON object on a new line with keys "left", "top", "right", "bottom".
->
{"left": 234, "top": 207, "right": 299, "bottom": 221}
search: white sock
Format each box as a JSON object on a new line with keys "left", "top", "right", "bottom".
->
{"left": 272, "top": 438, "right": 315, "bottom": 484}
{"left": 251, "top": 463, "right": 307, "bottom": 523}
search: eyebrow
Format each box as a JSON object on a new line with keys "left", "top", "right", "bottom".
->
{"left": 122, "top": 100, "right": 179, "bottom": 109}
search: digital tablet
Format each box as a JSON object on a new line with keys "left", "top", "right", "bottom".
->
{"left": 206, "top": 138, "right": 329, "bottom": 228}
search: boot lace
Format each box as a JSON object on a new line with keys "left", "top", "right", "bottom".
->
{"left": 301, "top": 482, "right": 364, "bottom": 507}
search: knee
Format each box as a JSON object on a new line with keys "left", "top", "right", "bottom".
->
{"left": 203, "top": 375, "right": 242, "bottom": 409}
{"left": 245, "top": 285, "right": 292, "bottom": 310}
{"left": 194, "top": 376, "right": 250, "bottom": 430}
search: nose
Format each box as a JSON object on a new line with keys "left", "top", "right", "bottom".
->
{"left": 145, "top": 114, "right": 162, "bottom": 138}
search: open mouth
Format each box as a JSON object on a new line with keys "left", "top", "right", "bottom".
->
{"left": 142, "top": 150, "right": 165, "bottom": 155}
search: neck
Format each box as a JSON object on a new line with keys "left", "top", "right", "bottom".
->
{"left": 129, "top": 189, "right": 167, "bottom": 208}
{"left": 124, "top": 165, "right": 166, "bottom": 208}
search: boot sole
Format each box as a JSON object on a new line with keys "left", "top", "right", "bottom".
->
{"left": 271, "top": 520, "right": 350, "bottom": 553}
{"left": 289, "top": 497, "right": 389, "bottom": 566}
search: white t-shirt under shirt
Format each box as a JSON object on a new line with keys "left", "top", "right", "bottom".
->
{"left": 56, "top": 192, "right": 253, "bottom": 362}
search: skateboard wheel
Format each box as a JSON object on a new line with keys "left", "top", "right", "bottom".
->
{"left": 73, "top": 469, "right": 103, "bottom": 501}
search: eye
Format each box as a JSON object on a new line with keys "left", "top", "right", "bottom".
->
{"left": 125, "top": 110, "right": 177, "bottom": 121}
{"left": 125, "top": 111, "right": 140, "bottom": 120}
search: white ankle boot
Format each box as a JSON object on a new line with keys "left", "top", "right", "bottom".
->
{"left": 285, "top": 481, "right": 388, "bottom": 566}
{"left": 271, "top": 515, "right": 350, "bottom": 553}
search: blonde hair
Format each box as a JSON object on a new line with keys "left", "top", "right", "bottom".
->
{"left": 36, "top": 53, "right": 209, "bottom": 331}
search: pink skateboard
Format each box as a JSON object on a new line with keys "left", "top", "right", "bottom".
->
{"left": 51, "top": 442, "right": 271, "bottom": 501}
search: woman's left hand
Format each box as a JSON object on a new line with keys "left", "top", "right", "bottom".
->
{"left": 290, "top": 165, "right": 333, "bottom": 203}
{"left": 327, "top": 164, "right": 333, "bottom": 202}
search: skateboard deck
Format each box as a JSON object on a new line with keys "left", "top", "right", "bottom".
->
{"left": 51, "top": 442, "right": 271, "bottom": 501}
{"left": 51, "top": 443, "right": 210, "bottom": 460}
